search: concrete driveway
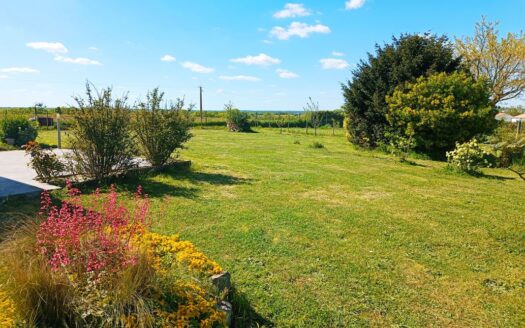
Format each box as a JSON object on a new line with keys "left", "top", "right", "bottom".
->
{"left": 0, "top": 150, "right": 62, "bottom": 199}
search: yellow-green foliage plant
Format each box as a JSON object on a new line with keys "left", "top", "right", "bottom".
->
{"left": 0, "top": 185, "right": 226, "bottom": 327}
{"left": 386, "top": 71, "right": 497, "bottom": 154}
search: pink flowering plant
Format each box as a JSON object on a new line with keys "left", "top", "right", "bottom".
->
{"left": 37, "top": 181, "right": 150, "bottom": 276}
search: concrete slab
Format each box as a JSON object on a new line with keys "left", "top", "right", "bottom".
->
{"left": 0, "top": 150, "right": 61, "bottom": 199}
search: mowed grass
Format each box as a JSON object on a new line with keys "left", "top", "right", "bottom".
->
{"left": 6, "top": 128, "right": 525, "bottom": 326}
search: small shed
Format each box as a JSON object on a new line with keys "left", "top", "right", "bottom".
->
{"left": 37, "top": 117, "right": 54, "bottom": 127}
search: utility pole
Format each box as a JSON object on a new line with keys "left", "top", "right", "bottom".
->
{"left": 56, "top": 107, "right": 62, "bottom": 149}
{"left": 199, "top": 86, "right": 203, "bottom": 128}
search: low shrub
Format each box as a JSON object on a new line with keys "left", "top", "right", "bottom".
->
{"left": 446, "top": 139, "right": 490, "bottom": 174}
{"left": 225, "top": 103, "right": 250, "bottom": 132}
{"left": 134, "top": 88, "right": 193, "bottom": 166}
{"left": 386, "top": 132, "right": 416, "bottom": 163}
{"left": 25, "top": 141, "right": 65, "bottom": 182}
{"left": 0, "top": 184, "right": 226, "bottom": 327}
{"left": 0, "top": 117, "right": 38, "bottom": 146}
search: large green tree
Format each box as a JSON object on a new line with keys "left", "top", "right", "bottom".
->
{"left": 386, "top": 72, "right": 497, "bottom": 153}
{"left": 342, "top": 34, "right": 463, "bottom": 147}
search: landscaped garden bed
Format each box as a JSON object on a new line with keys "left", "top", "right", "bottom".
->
{"left": 0, "top": 183, "right": 231, "bottom": 327}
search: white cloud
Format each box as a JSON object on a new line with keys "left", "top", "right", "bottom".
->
{"left": 0, "top": 74, "right": 8, "bottom": 79}
{"left": 275, "top": 92, "right": 288, "bottom": 96}
{"left": 320, "top": 58, "right": 350, "bottom": 70}
{"left": 262, "top": 39, "right": 273, "bottom": 44}
{"left": 345, "top": 0, "right": 365, "bottom": 10}
{"left": 0, "top": 67, "right": 39, "bottom": 73}
{"left": 160, "top": 54, "right": 176, "bottom": 62}
{"left": 270, "top": 22, "right": 330, "bottom": 40}
{"left": 219, "top": 75, "right": 260, "bottom": 82}
{"left": 216, "top": 88, "right": 224, "bottom": 94}
{"left": 276, "top": 68, "right": 299, "bottom": 79}
{"left": 332, "top": 51, "right": 345, "bottom": 57}
{"left": 181, "top": 61, "right": 214, "bottom": 73}
{"left": 88, "top": 46, "right": 99, "bottom": 51}
{"left": 54, "top": 56, "right": 102, "bottom": 65}
{"left": 231, "top": 53, "right": 280, "bottom": 66}
{"left": 26, "top": 41, "right": 68, "bottom": 54}
{"left": 274, "top": 3, "right": 311, "bottom": 18}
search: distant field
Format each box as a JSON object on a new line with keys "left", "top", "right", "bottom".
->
{"left": 3, "top": 128, "right": 524, "bottom": 326}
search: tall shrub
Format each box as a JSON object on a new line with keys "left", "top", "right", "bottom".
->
{"left": 386, "top": 72, "right": 496, "bottom": 153}
{"left": 133, "top": 88, "right": 193, "bottom": 166}
{"left": 342, "top": 34, "right": 463, "bottom": 147}
{"left": 69, "top": 83, "right": 135, "bottom": 180}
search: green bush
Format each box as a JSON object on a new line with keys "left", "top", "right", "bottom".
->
{"left": 0, "top": 117, "right": 38, "bottom": 146}
{"left": 446, "top": 139, "right": 490, "bottom": 174}
{"left": 225, "top": 103, "right": 250, "bottom": 132}
{"left": 25, "top": 141, "right": 64, "bottom": 183}
{"left": 342, "top": 33, "right": 463, "bottom": 147}
{"left": 133, "top": 88, "right": 193, "bottom": 166}
{"left": 386, "top": 72, "right": 497, "bottom": 154}
{"left": 69, "top": 83, "right": 135, "bottom": 180}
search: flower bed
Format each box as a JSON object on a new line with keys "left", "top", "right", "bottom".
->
{"left": 0, "top": 183, "right": 227, "bottom": 327}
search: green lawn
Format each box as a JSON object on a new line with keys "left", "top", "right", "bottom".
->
{"left": 4, "top": 128, "right": 525, "bottom": 326}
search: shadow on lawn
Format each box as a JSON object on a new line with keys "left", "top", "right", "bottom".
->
{"left": 230, "top": 286, "right": 274, "bottom": 327}
{"left": 169, "top": 170, "right": 252, "bottom": 186}
{"left": 77, "top": 166, "right": 251, "bottom": 199}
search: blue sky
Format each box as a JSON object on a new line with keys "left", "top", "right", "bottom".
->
{"left": 0, "top": 0, "right": 524, "bottom": 110}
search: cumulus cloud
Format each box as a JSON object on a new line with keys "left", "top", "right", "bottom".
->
{"left": 273, "top": 3, "right": 311, "bottom": 18}
{"left": 270, "top": 22, "right": 330, "bottom": 40}
{"left": 320, "top": 58, "right": 350, "bottom": 70}
{"left": 160, "top": 54, "right": 176, "bottom": 62}
{"left": 54, "top": 56, "right": 101, "bottom": 65}
{"left": 345, "top": 0, "right": 365, "bottom": 10}
{"left": 332, "top": 51, "right": 345, "bottom": 57}
{"left": 0, "top": 67, "right": 39, "bottom": 73}
{"left": 26, "top": 42, "right": 68, "bottom": 53}
{"left": 181, "top": 61, "right": 214, "bottom": 73}
{"left": 231, "top": 53, "right": 280, "bottom": 66}
{"left": 219, "top": 75, "right": 260, "bottom": 82}
{"left": 88, "top": 46, "right": 99, "bottom": 51}
{"left": 276, "top": 68, "right": 299, "bottom": 79}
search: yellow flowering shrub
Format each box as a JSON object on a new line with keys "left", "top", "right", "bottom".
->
{"left": 134, "top": 231, "right": 227, "bottom": 327}
{"left": 0, "top": 289, "right": 15, "bottom": 327}
{"left": 136, "top": 231, "right": 223, "bottom": 275}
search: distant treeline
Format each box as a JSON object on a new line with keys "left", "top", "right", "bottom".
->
{"left": 193, "top": 109, "right": 345, "bottom": 128}
{"left": 1, "top": 107, "right": 346, "bottom": 129}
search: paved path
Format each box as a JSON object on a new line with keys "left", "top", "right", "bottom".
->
{"left": 0, "top": 150, "right": 62, "bottom": 199}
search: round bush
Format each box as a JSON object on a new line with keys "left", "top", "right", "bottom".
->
{"left": 0, "top": 117, "right": 38, "bottom": 146}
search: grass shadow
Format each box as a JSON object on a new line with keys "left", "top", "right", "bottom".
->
{"left": 72, "top": 166, "right": 251, "bottom": 199}
{"left": 230, "top": 286, "right": 274, "bottom": 327}
{"left": 168, "top": 169, "right": 252, "bottom": 186}
{"left": 476, "top": 172, "right": 516, "bottom": 181}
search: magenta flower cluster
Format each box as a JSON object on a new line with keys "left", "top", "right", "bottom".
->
{"left": 37, "top": 181, "right": 150, "bottom": 274}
